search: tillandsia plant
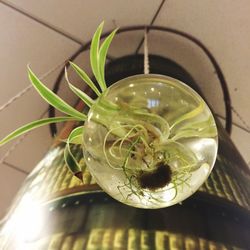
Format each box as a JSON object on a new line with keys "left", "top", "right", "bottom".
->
{"left": 0, "top": 22, "right": 218, "bottom": 208}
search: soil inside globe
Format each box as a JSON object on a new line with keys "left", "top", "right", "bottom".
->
{"left": 138, "top": 163, "right": 172, "bottom": 190}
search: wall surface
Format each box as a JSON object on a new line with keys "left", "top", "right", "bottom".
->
{"left": 0, "top": 0, "right": 249, "bottom": 219}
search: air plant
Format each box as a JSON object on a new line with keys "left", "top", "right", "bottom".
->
{"left": 0, "top": 22, "right": 217, "bottom": 208}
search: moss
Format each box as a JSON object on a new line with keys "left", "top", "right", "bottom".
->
{"left": 138, "top": 163, "right": 172, "bottom": 190}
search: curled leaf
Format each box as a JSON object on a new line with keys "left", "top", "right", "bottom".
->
{"left": 64, "top": 126, "right": 84, "bottom": 179}
{"left": 170, "top": 101, "right": 204, "bottom": 130}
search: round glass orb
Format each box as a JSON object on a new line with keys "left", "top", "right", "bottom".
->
{"left": 83, "top": 74, "right": 218, "bottom": 208}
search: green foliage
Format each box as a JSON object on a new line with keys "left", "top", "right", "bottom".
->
{"left": 0, "top": 117, "right": 79, "bottom": 146}
{"left": 28, "top": 67, "right": 86, "bottom": 120}
{"left": 0, "top": 22, "right": 116, "bottom": 149}
{"left": 0, "top": 22, "right": 119, "bottom": 183}
{"left": 90, "top": 22, "right": 118, "bottom": 92}
{"left": 170, "top": 116, "right": 217, "bottom": 141}
{"left": 65, "top": 68, "right": 94, "bottom": 107}
{"left": 67, "top": 126, "right": 84, "bottom": 145}
{"left": 90, "top": 21, "right": 105, "bottom": 91}
{"left": 170, "top": 100, "right": 204, "bottom": 130}
{"left": 99, "top": 28, "right": 118, "bottom": 86}
{"left": 64, "top": 126, "right": 84, "bottom": 175}
{"left": 69, "top": 62, "right": 101, "bottom": 96}
{"left": 0, "top": 20, "right": 216, "bottom": 205}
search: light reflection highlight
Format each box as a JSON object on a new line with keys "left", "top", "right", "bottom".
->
{"left": 2, "top": 193, "right": 44, "bottom": 247}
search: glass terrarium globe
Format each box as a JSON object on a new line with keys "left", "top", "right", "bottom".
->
{"left": 83, "top": 74, "right": 218, "bottom": 209}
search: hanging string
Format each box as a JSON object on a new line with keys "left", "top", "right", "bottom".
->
{"left": 144, "top": 29, "right": 149, "bottom": 74}
{"left": 0, "top": 60, "right": 67, "bottom": 113}
{"left": 0, "top": 134, "right": 28, "bottom": 165}
{"left": 0, "top": 108, "right": 49, "bottom": 165}
{"left": 141, "top": 28, "right": 250, "bottom": 134}
{"left": 0, "top": 60, "right": 67, "bottom": 165}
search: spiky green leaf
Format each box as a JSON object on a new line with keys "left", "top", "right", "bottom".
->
{"left": 69, "top": 62, "right": 101, "bottom": 96}
{"left": 90, "top": 21, "right": 106, "bottom": 91}
{"left": 99, "top": 28, "right": 117, "bottom": 85}
{"left": 69, "top": 83, "right": 94, "bottom": 108}
{"left": 0, "top": 117, "right": 78, "bottom": 146}
{"left": 65, "top": 68, "right": 94, "bottom": 107}
{"left": 28, "top": 67, "right": 86, "bottom": 120}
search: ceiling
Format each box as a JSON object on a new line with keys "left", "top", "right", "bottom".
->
{"left": 0, "top": 0, "right": 249, "bottom": 218}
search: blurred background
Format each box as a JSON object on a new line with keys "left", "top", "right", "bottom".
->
{"left": 0, "top": 0, "right": 249, "bottom": 219}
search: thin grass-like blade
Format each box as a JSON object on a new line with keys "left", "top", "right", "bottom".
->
{"left": 170, "top": 126, "right": 217, "bottom": 141}
{"left": 0, "top": 116, "right": 78, "bottom": 146}
{"left": 69, "top": 62, "right": 101, "bottom": 96}
{"left": 28, "top": 67, "right": 86, "bottom": 120}
{"left": 99, "top": 29, "right": 118, "bottom": 85}
{"left": 90, "top": 21, "right": 106, "bottom": 91}
{"left": 170, "top": 101, "right": 204, "bottom": 130}
{"left": 65, "top": 68, "right": 94, "bottom": 108}
{"left": 170, "top": 117, "right": 217, "bottom": 141}
{"left": 64, "top": 126, "right": 84, "bottom": 179}
{"left": 158, "top": 141, "right": 199, "bottom": 172}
